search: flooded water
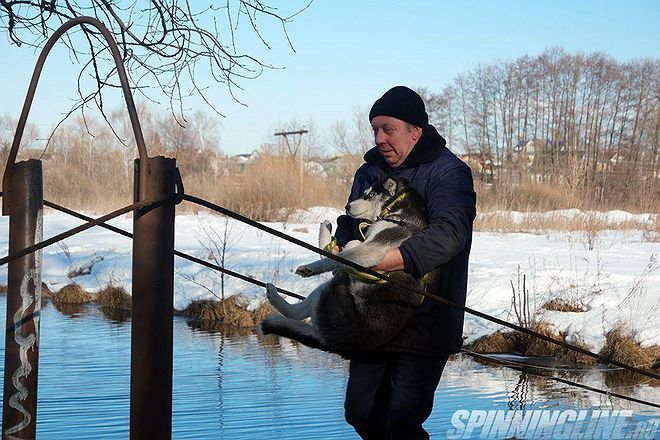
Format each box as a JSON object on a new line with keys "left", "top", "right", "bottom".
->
{"left": 0, "top": 296, "right": 657, "bottom": 439}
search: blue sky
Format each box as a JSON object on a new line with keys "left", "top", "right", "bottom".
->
{"left": 1, "top": 1, "right": 659, "bottom": 155}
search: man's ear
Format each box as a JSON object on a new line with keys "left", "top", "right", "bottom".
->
{"left": 382, "top": 177, "right": 397, "bottom": 196}
{"left": 411, "top": 125, "right": 423, "bottom": 141}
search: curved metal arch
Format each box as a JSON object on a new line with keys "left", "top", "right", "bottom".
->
{"left": 2, "top": 16, "right": 149, "bottom": 214}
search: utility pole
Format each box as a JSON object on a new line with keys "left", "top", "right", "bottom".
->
{"left": 274, "top": 129, "right": 308, "bottom": 191}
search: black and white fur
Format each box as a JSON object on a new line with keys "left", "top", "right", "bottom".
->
{"left": 260, "top": 177, "right": 427, "bottom": 356}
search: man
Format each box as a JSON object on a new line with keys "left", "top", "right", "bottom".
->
{"left": 334, "top": 86, "right": 476, "bottom": 439}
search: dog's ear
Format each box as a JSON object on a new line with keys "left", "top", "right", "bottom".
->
{"left": 382, "top": 177, "right": 397, "bottom": 196}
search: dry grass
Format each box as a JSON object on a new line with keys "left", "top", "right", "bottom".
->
{"left": 10, "top": 133, "right": 656, "bottom": 230}
{"left": 643, "top": 216, "right": 660, "bottom": 242}
{"left": 476, "top": 180, "right": 579, "bottom": 212}
{"left": 53, "top": 303, "right": 87, "bottom": 316}
{"left": 252, "top": 302, "right": 275, "bottom": 323}
{"left": 94, "top": 285, "right": 131, "bottom": 311}
{"left": 53, "top": 284, "right": 92, "bottom": 305}
{"left": 181, "top": 295, "right": 271, "bottom": 327}
{"left": 468, "top": 332, "right": 517, "bottom": 353}
{"left": 541, "top": 298, "right": 588, "bottom": 313}
{"left": 522, "top": 322, "right": 595, "bottom": 364}
{"left": 41, "top": 282, "right": 53, "bottom": 298}
{"left": 37, "top": 151, "right": 350, "bottom": 222}
{"left": 470, "top": 321, "right": 660, "bottom": 372}
{"left": 181, "top": 155, "right": 348, "bottom": 221}
{"left": 475, "top": 210, "right": 653, "bottom": 233}
{"left": 599, "top": 323, "right": 660, "bottom": 385}
{"left": 467, "top": 321, "right": 596, "bottom": 365}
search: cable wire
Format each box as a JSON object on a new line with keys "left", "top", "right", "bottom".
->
{"left": 182, "top": 193, "right": 660, "bottom": 382}
{"left": 461, "top": 350, "right": 660, "bottom": 410}
{"left": 41, "top": 199, "right": 305, "bottom": 301}
{"left": 35, "top": 196, "right": 660, "bottom": 410}
{"left": 0, "top": 194, "right": 172, "bottom": 267}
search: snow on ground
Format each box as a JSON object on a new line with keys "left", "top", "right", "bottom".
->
{"left": 0, "top": 208, "right": 658, "bottom": 354}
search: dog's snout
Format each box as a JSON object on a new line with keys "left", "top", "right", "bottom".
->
{"left": 344, "top": 204, "right": 350, "bottom": 214}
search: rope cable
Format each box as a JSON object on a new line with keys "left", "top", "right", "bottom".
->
{"left": 461, "top": 350, "right": 660, "bottom": 410}
{"left": 181, "top": 194, "right": 660, "bottom": 382}
{"left": 41, "top": 199, "right": 305, "bottom": 301}
{"left": 0, "top": 194, "right": 173, "bottom": 267}
{"left": 31, "top": 196, "right": 660, "bottom": 409}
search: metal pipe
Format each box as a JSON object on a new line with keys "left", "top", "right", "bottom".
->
{"left": 2, "top": 16, "right": 148, "bottom": 215}
{"left": 1, "top": 160, "right": 43, "bottom": 439}
{"left": 130, "top": 157, "right": 177, "bottom": 440}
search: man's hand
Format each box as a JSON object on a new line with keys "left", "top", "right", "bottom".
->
{"left": 371, "top": 248, "right": 405, "bottom": 272}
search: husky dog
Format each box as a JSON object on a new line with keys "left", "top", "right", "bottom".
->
{"left": 260, "top": 176, "right": 427, "bottom": 356}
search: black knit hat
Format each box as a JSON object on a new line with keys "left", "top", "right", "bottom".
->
{"left": 368, "top": 86, "right": 428, "bottom": 127}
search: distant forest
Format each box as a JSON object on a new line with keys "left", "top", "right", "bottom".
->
{"left": 1, "top": 48, "right": 658, "bottom": 214}
{"left": 418, "top": 48, "right": 659, "bottom": 209}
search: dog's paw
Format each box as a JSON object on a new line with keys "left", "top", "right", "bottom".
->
{"left": 260, "top": 314, "right": 286, "bottom": 335}
{"left": 265, "top": 283, "right": 280, "bottom": 302}
{"left": 260, "top": 315, "right": 275, "bottom": 334}
{"left": 295, "top": 264, "right": 316, "bottom": 277}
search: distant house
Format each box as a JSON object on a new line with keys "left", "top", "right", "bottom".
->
{"left": 226, "top": 150, "right": 260, "bottom": 174}
{"left": 318, "top": 154, "right": 365, "bottom": 183}
{"left": 458, "top": 152, "right": 494, "bottom": 182}
{"left": 458, "top": 153, "right": 486, "bottom": 174}
{"left": 512, "top": 139, "right": 536, "bottom": 167}
{"left": 233, "top": 150, "right": 260, "bottom": 163}
{"left": 608, "top": 152, "right": 626, "bottom": 165}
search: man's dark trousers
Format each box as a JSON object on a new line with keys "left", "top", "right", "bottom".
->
{"left": 344, "top": 351, "right": 449, "bottom": 440}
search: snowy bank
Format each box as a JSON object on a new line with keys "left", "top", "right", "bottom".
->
{"left": 0, "top": 208, "right": 658, "bottom": 355}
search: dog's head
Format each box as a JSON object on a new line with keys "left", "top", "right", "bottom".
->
{"left": 345, "top": 176, "right": 404, "bottom": 221}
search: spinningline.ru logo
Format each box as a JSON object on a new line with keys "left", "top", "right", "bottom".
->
{"left": 446, "top": 409, "right": 659, "bottom": 439}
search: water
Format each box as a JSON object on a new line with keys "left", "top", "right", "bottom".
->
{"left": 0, "top": 297, "right": 658, "bottom": 439}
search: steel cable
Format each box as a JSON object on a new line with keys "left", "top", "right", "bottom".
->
{"left": 0, "top": 194, "right": 173, "bottom": 267}
{"left": 26, "top": 195, "right": 660, "bottom": 410}
{"left": 41, "top": 199, "right": 305, "bottom": 301}
{"left": 181, "top": 193, "right": 660, "bottom": 382}
{"left": 461, "top": 350, "right": 660, "bottom": 410}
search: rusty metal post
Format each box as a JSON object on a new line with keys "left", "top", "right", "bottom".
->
{"left": 2, "top": 159, "right": 43, "bottom": 440}
{"left": 130, "top": 156, "right": 176, "bottom": 440}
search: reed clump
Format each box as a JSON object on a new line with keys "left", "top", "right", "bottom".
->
{"left": 182, "top": 295, "right": 270, "bottom": 327}
{"left": 252, "top": 302, "right": 274, "bottom": 323}
{"left": 599, "top": 323, "right": 660, "bottom": 385}
{"left": 467, "top": 321, "right": 595, "bottom": 365}
{"left": 94, "top": 285, "right": 131, "bottom": 311}
{"left": 468, "top": 331, "right": 516, "bottom": 354}
{"left": 41, "top": 282, "right": 53, "bottom": 298}
{"left": 53, "top": 284, "right": 92, "bottom": 305}
{"left": 541, "top": 298, "right": 588, "bottom": 313}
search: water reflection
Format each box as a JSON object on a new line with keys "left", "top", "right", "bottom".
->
{"left": 0, "top": 298, "right": 656, "bottom": 439}
{"left": 52, "top": 302, "right": 88, "bottom": 317}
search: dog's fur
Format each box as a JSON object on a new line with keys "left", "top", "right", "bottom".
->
{"left": 260, "top": 177, "right": 427, "bottom": 356}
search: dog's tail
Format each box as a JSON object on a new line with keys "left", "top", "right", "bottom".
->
{"left": 260, "top": 315, "right": 329, "bottom": 351}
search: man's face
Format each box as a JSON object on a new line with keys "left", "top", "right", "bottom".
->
{"left": 371, "top": 116, "right": 422, "bottom": 168}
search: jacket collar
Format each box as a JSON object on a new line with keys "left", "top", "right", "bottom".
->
{"left": 363, "top": 124, "right": 447, "bottom": 171}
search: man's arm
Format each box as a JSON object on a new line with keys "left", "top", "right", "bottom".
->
{"left": 396, "top": 164, "right": 476, "bottom": 277}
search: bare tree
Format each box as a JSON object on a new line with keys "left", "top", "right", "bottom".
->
{"left": 0, "top": 1, "right": 312, "bottom": 125}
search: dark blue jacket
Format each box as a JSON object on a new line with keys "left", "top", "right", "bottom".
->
{"left": 334, "top": 125, "right": 476, "bottom": 355}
